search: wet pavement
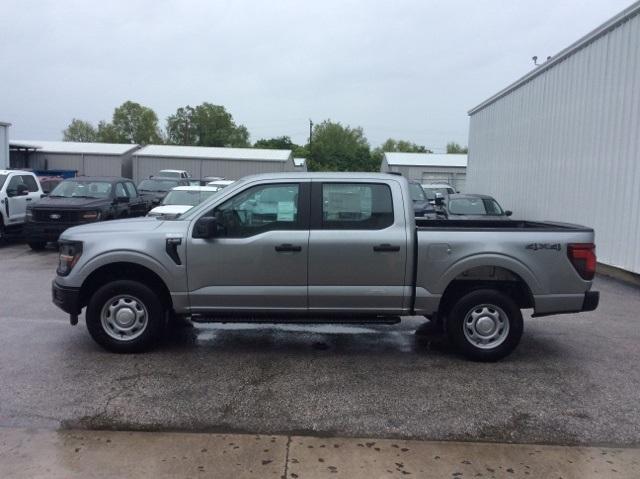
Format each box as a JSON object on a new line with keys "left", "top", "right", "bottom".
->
{"left": 1, "top": 242, "right": 640, "bottom": 446}
{"left": 2, "top": 428, "right": 639, "bottom": 478}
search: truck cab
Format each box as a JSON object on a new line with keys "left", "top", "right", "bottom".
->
{"left": 0, "top": 170, "right": 43, "bottom": 240}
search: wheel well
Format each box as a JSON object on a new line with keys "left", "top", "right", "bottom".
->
{"left": 439, "top": 266, "right": 534, "bottom": 317}
{"left": 79, "top": 262, "right": 173, "bottom": 311}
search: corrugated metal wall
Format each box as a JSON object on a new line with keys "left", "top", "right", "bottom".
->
{"left": 30, "top": 152, "right": 124, "bottom": 177}
{"left": 133, "top": 156, "right": 294, "bottom": 183}
{"left": 467, "top": 10, "right": 640, "bottom": 273}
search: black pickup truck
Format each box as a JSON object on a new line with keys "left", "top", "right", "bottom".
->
{"left": 25, "top": 177, "right": 149, "bottom": 249}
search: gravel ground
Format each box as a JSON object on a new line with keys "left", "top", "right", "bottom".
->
{"left": 0, "top": 242, "right": 638, "bottom": 446}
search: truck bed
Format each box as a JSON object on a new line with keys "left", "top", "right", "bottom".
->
{"left": 416, "top": 218, "right": 594, "bottom": 232}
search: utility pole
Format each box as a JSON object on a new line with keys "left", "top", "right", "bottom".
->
{"left": 309, "top": 119, "right": 313, "bottom": 158}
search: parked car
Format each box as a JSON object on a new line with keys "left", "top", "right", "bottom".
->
{"left": 187, "top": 177, "right": 229, "bottom": 186}
{"left": 137, "top": 177, "right": 190, "bottom": 206}
{"left": 156, "top": 169, "right": 191, "bottom": 179}
{"left": 52, "top": 172, "right": 598, "bottom": 361}
{"left": 408, "top": 181, "right": 436, "bottom": 218}
{"left": 37, "top": 175, "right": 64, "bottom": 194}
{"left": 25, "top": 177, "right": 148, "bottom": 249}
{"left": 147, "top": 186, "right": 221, "bottom": 219}
{"left": 0, "top": 170, "right": 44, "bottom": 241}
{"left": 445, "top": 194, "right": 512, "bottom": 220}
{"left": 422, "top": 183, "right": 457, "bottom": 197}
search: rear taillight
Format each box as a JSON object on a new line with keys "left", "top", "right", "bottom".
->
{"left": 567, "top": 243, "right": 596, "bottom": 280}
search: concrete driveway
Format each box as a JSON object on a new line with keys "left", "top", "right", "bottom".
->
{"left": 1, "top": 242, "right": 639, "bottom": 446}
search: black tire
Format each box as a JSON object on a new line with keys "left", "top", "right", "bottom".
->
{"left": 85, "top": 280, "right": 165, "bottom": 353}
{"left": 446, "top": 289, "right": 523, "bottom": 362}
{"left": 28, "top": 241, "right": 47, "bottom": 250}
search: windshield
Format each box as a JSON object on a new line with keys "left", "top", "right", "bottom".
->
{"left": 162, "top": 190, "right": 218, "bottom": 206}
{"left": 49, "top": 180, "right": 112, "bottom": 198}
{"left": 138, "top": 179, "right": 181, "bottom": 192}
{"left": 448, "top": 197, "right": 504, "bottom": 216}
{"left": 409, "top": 183, "right": 427, "bottom": 202}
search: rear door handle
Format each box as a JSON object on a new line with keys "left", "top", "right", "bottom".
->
{"left": 26, "top": 198, "right": 32, "bottom": 201}
{"left": 373, "top": 244, "right": 400, "bottom": 252}
{"left": 275, "top": 243, "right": 302, "bottom": 252}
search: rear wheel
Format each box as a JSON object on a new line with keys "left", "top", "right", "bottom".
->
{"left": 446, "top": 289, "right": 523, "bottom": 361}
{"left": 86, "top": 280, "right": 165, "bottom": 353}
{"left": 28, "top": 241, "right": 47, "bottom": 250}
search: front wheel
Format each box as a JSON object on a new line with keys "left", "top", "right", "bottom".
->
{"left": 446, "top": 289, "right": 523, "bottom": 361}
{"left": 28, "top": 241, "right": 47, "bottom": 250}
{"left": 86, "top": 280, "right": 165, "bottom": 353}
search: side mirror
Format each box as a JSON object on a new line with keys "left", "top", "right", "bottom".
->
{"left": 193, "top": 216, "right": 221, "bottom": 239}
{"left": 505, "top": 210, "right": 513, "bottom": 217}
{"left": 435, "top": 197, "right": 444, "bottom": 206}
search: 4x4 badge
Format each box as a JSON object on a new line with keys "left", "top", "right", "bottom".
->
{"left": 526, "top": 243, "right": 561, "bottom": 251}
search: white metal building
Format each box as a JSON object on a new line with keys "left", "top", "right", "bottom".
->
{"left": 132, "top": 145, "right": 296, "bottom": 182}
{"left": 466, "top": 2, "right": 640, "bottom": 274}
{"left": 0, "top": 122, "right": 9, "bottom": 170}
{"left": 9, "top": 140, "right": 139, "bottom": 178}
{"left": 293, "top": 157, "right": 308, "bottom": 171}
{"left": 380, "top": 152, "right": 468, "bottom": 191}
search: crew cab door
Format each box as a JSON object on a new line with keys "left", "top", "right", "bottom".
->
{"left": 4, "top": 174, "right": 35, "bottom": 224}
{"left": 123, "top": 181, "right": 147, "bottom": 217}
{"left": 308, "top": 180, "right": 408, "bottom": 314}
{"left": 186, "top": 181, "right": 310, "bottom": 313}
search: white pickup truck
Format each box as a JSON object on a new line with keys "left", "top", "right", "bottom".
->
{"left": 0, "top": 170, "right": 44, "bottom": 241}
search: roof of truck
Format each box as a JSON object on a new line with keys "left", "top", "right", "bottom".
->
{"left": 240, "top": 172, "right": 409, "bottom": 181}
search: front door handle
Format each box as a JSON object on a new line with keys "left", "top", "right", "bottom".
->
{"left": 275, "top": 243, "right": 302, "bottom": 252}
{"left": 26, "top": 198, "right": 32, "bottom": 201}
{"left": 373, "top": 244, "right": 400, "bottom": 252}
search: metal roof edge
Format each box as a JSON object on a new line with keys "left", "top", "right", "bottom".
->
{"left": 0, "top": 121, "right": 11, "bottom": 127}
{"left": 468, "top": 0, "right": 640, "bottom": 116}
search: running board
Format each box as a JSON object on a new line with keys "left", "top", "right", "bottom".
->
{"left": 189, "top": 315, "right": 402, "bottom": 325}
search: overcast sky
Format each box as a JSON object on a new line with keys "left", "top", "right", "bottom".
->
{"left": 0, "top": 0, "right": 634, "bottom": 151}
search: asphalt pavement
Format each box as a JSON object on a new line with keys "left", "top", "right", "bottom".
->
{"left": 1, "top": 242, "right": 639, "bottom": 446}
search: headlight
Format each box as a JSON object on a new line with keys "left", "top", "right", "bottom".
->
{"left": 57, "top": 241, "right": 83, "bottom": 276}
{"left": 81, "top": 211, "right": 101, "bottom": 221}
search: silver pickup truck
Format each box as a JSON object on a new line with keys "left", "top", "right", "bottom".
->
{"left": 52, "top": 173, "right": 599, "bottom": 361}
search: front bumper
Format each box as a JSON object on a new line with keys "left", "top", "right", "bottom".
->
{"left": 25, "top": 221, "right": 76, "bottom": 242}
{"left": 52, "top": 280, "right": 81, "bottom": 315}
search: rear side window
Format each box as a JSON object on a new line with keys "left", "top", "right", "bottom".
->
{"left": 321, "top": 183, "right": 393, "bottom": 230}
{"left": 21, "top": 175, "right": 39, "bottom": 192}
{"left": 124, "top": 182, "right": 137, "bottom": 197}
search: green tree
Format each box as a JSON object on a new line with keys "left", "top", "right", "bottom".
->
{"left": 96, "top": 121, "right": 120, "bottom": 143}
{"left": 110, "top": 101, "right": 162, "bottom": 145}
{"left": 63, "top": 119, "right": 97, "bottom": 142}
{"left": 308, "top": 120, "right": 374, "bottom": 172}
{"left": 254, "top": 136, "right": 296, "bottom": 150}
{"left": 446, "top": 141, "right": 468, "bottom": 154}
{"left": 166, "top": 103, "right": 250, "bottom": 147}
{"left": 372, "top": 138, "right": 432, "bottom": 166}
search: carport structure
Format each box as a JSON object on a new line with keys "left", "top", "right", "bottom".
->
{"left": 9, "top": 140, "right": 139, "bottom": 178}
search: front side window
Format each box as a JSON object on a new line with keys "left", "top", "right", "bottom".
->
{"left": 115, "top": 183, "right": 127, "bottom": 198}
{"left": 0, "top": 174, "right": 7, "bottom": 191}
{"left": 6, "top": 175, "right": 25, "bottom": 195}
{"left": 321, "top": 183, "right": 393, "bottom": 230}
{"left": 213, "top": 183, "right": 300, "bottom": 238}
{"left": 138, "top": 179, "right": 180, "bottom": 192}
{"left": 21, "top": 175, "right": 39, "bottom": 192}
{"left": 409, "top": 183, "right": 426, "bottom": 202}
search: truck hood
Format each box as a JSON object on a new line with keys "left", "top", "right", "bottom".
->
{"left": 31, "top": 196, "right": 109, "bottom": 209}
{"left": 61, "top": 217, "right": 163, "bottom": 239}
